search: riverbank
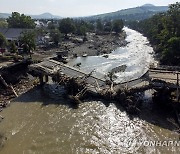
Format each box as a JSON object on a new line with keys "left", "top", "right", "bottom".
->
{"left": 32, "top": 31, "right": 127, "bottom": 61}
{"left": 0, "top": 76, "right": 38, "bottom": 113}
{"left": 67, "top": 31, "right": 127, "bottom": 57}
{"left": 0, "top": 59, "right": 38, "bottom": 113}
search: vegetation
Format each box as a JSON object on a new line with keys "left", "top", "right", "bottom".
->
{"left": 104, "top": 21, "right": 112, "bottom": 32}
{"left": 112, "top": 20, "right": 124, "bottom": 34}
{"left": 47, "top": 21, "right": 56, "bottom": 30}
{"left": 96, "top": 19, "right": 103, "bottom": 32}
{"left": 19, "top": 31, "right": 36, "bottom": 56}
{"left": 86, "top": 4, "right": 168, "bottom": 21}
{"left": 58, "top": 18, "right": 124, "bottom": 38}
{"left": 0, "top": 19, "right": 8, "bottom": 28}
{"left": 127, "top": 2, "right": 180, "bottom": 66}
{"left": 74, "top": 20, "right": 89, "bottom": 36}
{"left": 8, "top": 41, "right": 18, "bottom": 53}
{"left": 50, "top": 29, "right": 62, "bottom": 46}
{"left": 7, "top": 12, "right": 35, "bottom": 29}
{"left": 0, "top": 33, "right": 7, "bottom": 48}
{"left": 59, "top": 18, "right": 76, "bottom": 36}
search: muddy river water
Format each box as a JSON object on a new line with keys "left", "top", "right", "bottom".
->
{"left": 0, "top": 28, "right": 179, "bottom": 154}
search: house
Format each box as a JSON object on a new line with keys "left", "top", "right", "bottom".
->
{"left": 35, "top": 20, "right": 46, "bottom": 28}
{"left": 0, "top": 28, "right": 31, "bottom": 41}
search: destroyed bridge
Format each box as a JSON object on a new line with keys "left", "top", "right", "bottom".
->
{"left": 29, "top": 58, "right": 180, "bottom": 102}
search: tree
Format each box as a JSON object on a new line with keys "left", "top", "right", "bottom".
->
{"left": 48, "top": 21, "right": 55, "bottom": 30}
{"left": 86, "top": 22, "right": 95, "bottom": 31}
{"left": 19, "top": 31, "right": 36, "bottom": 57}
{"left": 7, "top": 12, "right": 35, "bottom": 29}
{"left": 162, "top": 37, "right": 180, "bottom": 65}
{"left": 167, "top": 2, "right": 180, "bottom": 36}
{"left": 8, "top": 41, "right": 17, "bottom": 53}
{"left": 59, "top": 18, "right": 76, "bottom": 36}
{"left": 127, "top": 2, "right": 180, "bottom": 66}
{"left": 0, "top": 33, "right": 7, "bottom": 48}
{"left": 96, "top": 19, "right": 103, "bottom": 32}
{"left": 112, "top": 19, "right": 124, "bottom": 34}
{"left": 76, "top": 25, "right": 87, "bottom": 36}
{"left": 104, "top": 21, "right": 112, "bottom": 32}
{"left": 0, "top": 19, "right": 8, "bottom": 28}
{"left": 50, "top": 29, "right": 62, "bottom": 46}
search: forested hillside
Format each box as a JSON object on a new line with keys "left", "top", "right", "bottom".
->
{"left": 86, "top": 4, "right": 168, "bottom": 21}
{"left": 127, "top": 2, "right": 180, "bottom": 66}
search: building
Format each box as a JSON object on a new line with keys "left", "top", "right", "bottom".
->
{"left": 0, "top": 28, "right": 31, "bottom": 41}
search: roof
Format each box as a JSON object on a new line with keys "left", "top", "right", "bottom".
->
{"left": 0, "top": 28, "right": 32, "bottom": 40}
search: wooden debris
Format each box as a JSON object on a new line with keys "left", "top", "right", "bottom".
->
{"left": 0, "top": 75, "right": 9, "bottom": 88}
{"left": 9, "top": 84, "right": 18, "bottom": 97}
{"left": 0, "top": 75, "right": 18, "bottom": 97}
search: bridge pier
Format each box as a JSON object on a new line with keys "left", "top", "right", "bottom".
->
{"left": 45, "top": 75, "right": 49, "bottom": 83}
{"left": 176, "top": 73, "right": 179, "bottom": 102}
{"left": 39, "top": 75, "right": 44, "bottom": 85}
{"left": 39, "top": 75, "right": 49, "bottom": 85}
{"left": 177, "top": 73, "right": 179, "bottom": 86}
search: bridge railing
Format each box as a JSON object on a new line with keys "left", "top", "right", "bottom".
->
{"left": 149, "top": 67, "right": 180, "bottom": 86}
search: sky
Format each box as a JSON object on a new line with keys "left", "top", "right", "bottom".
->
{"left": 0, "top": 0, "right": 179, "bottom": 17}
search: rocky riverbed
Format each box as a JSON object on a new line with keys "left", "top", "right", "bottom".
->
{"left": 32, "top": 31, "right": 127, "bottom": 60}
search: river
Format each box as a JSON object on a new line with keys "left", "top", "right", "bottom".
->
{"left": 68, "top": 27, "right": 156, "bottom": 83}
{"left": 0, "top": 28, "right": 179, "bottom": 154}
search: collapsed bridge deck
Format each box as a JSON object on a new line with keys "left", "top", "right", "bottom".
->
{"left": 29, "top": 59, "right": 180, "bottom": 99}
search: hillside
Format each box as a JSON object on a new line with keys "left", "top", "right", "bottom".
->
{"left": 0, "top": 13, "right": 11, "bottom": 18}
{"left": 30, "top": 13, "right": 61, "bottom": 19}
{"left": 86, "top": 4, "right": 168, "bottom": 21}
{"left": 0, "top": 4, "right": 168, "bottom": 20}
{"left": 0, "top": 12, "right": 61, "bottom": 19}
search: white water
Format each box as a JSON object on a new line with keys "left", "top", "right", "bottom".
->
{"left": 69, "top": 27, "right": 157, "bottom": 83}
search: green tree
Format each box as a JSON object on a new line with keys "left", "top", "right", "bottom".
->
{"left": 96, "top": 19, "right": 103, "bottom": 32}
{"left": 48, "top": 22, "right": 55, "bottom": 30}
{"left": 0, "top": 33, "right": 7, "bottom": 48}
{"left": 112, "top": 19, "right": 124, "bottom": 34}
{"left": 162, "top": 37, "right": 180, "bottom": 65}
{"left": 8, "top": 41, "right": 17, "bottom": 53}
{"left": 104, "top": 21, "right": 112, "bottom": 32}
{"left": 127, "top": 2, "right": 180, "bottom": 65}
{"left": 76, "top": 25, "right": 87, "bottom": 36}
{"left": 86, "top": 22, "right": 95, "bottom": 31}
{"left": 0, "top": 19, "right": 8, "bottom": 28}
{"left": 7, "top": 12, "right": 35, "bottom": 29}
{"left": 59, "top": 18, "right": 76, "bottom": 36}
{"left": 167, "top": 2, "right": 180, "bottom": 36}
{"left": 50, "top": 29, "right": 62, "bottom": 46}
{"left": 19, "top": 31, "right": 36, "bottom": 57}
